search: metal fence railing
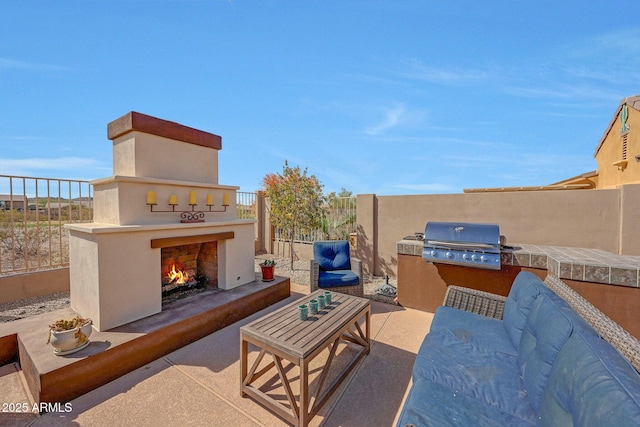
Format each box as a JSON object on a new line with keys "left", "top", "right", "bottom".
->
{"left": 0, "top": 176, "right": 259, "bottom": 276}
{"left": 0, "top": 175, "right": 93, "bottom": 275}
{"left": 236, "top": 191, "right": 257, "bottom": 220}
{"left": 1, "top": 173, "right": 354, "bottom": 276}
{"left": 274, "top": 196, "right": 356, "bottom": 243}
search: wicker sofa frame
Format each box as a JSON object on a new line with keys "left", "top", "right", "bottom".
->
{"left": 443, "top": 273, "right": 640, "bottom": 372}
{"left": 310, "top": 257, "right": 364, "bottom": 297}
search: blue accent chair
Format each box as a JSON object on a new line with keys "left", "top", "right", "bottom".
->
{"left": 310, "top": 240, "right": 363, "bottom": 297}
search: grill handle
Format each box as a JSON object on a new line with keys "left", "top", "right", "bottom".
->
{"left": 425, "top": 240, "right": 496, "bottom": 250}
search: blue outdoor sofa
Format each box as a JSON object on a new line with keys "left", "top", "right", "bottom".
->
{"left": 397, "top": 271, "right": 640, "bottom": 426}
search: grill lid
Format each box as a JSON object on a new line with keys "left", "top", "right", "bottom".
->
{"left": 422, "top": 222, "right": 501, "bottom": 270}
{"left": 423, "top": 222, "right": 500, "bottom": 247}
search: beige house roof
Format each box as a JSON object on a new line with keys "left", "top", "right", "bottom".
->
{"left": 549, "top": 170, "right": 598, "bottom": 187}
{"left": 464, "top": 171, "right": 598, "bottom": 193}
{"left": 0, "top": 194, "right": 26, "bottom": 202}
{"left": 463, "top": 183, "right": 593, "bottom": 193}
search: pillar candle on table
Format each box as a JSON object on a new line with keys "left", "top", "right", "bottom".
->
{"left": 206, "top": 194, "right": 214, "bottom": 206}
{"left": 168, "top": 195, "right": 178, "bottom": 205}
{"left": 223, "top": 193, "right": 230, "bottom": 206}
{"left": 146, "top": 191, "right": 156, "bottom": 205}
{"left": 189, "top": 191, "right": 197, "bottom": 205}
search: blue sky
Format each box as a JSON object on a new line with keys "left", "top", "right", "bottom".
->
{"left": 1, "top": 1, "right": 639, "bottom": 196}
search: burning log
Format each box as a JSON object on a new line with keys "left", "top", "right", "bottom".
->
{"left": 162, "top": 264, "right": 200, "bottom": 294}
{"left": 166, "top": 264, "right": 195, "bottom": 284}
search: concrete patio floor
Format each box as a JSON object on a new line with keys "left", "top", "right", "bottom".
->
{"left": 1, "top": 283, "right": 433, "bottom": 427}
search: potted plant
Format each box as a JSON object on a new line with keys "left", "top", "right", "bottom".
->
{"left": 47, "top": 316, "right": 93, "bottom": 356}
{"left": 260, "top": 259, "right": 276, "bottom": 282}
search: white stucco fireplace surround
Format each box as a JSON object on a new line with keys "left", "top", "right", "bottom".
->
{"left": 67, "top": 112, "right": 256, "bottom": 331}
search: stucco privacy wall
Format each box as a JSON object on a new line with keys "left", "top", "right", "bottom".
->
{"left": 356, "top": 185, "right": 640, "bottom": 277}
{"left": 0, "top": 269, "right": 69, "bottom": 305}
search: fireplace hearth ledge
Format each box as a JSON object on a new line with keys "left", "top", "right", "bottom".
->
{"left": 66, "top": 219, "right": 255, "bottom": 234}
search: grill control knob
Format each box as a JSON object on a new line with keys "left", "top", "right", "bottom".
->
{"left": 445, "top": 251, "right": 454, "bottom": 259}
{"left": 462, "top": 253, "right": 471, "bottom": 260}
{"left": 471, "top": 254, "right": 480, "bottom": 261}
{"left": 480, "top": 255, "right": 489, "bottom": 262}
{"left": 430, "top": 250, "right": 438, "bottom": 257}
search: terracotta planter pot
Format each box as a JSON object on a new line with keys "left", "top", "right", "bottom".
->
{"left": 260, "top": 264, "right": 275, "bottom": 282}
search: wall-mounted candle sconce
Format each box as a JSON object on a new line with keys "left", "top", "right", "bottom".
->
{"left": 146, "top": 191, "right": 229, "bottom": 223}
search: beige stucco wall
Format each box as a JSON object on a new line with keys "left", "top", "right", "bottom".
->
{"left": 0, "top": 268, "right": 69, "bottom": 304}
{"left": 113, "top": 131, "right": 219, "bottom": 184}
{"left": 596, "top": 107, "right": 640, "bottom": 188}
{"left": 356, "top": 185, "right": 639, "bottom": 277}
{"left": 619, "top": 184, "right": 640, "bottom": 255}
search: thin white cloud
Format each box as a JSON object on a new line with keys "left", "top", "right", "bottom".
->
{"left": 395, "top": 27, "right": 640, "bottom": 107}
{"left": 503, "top": 82, "right": 623, "bottom": 102}
{"left": 365, "top": 104, "right": 427, "bottom": 136}
{"left": 502, "top": 28, "right": 640, "bottom": 102}
{"left": 563, "top": 65, "right": 640, "bottom": 85}
{"left": 365, "top": 105, "right": 407, "bottom": 135}
{"left": 0, "top": 57, "right": 68, "bottom": 72}
{"left": 1, "top": 157, "right": 107, "bottom": 177}
{"left": 398, "top": 58, "right": 493, "bottom": 84}
{"left": 395, "top": 183, "right": 456, "bottom": 193}
{"left": 570, "top": 28, "right": 640, "bottom": 60}
{"left": 445, "top": 152, "right": 592, "bottom": 168}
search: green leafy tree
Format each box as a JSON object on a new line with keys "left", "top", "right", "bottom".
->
{"left": 323, "top": 188, "right": 356, "bottom": 240}
{"left": 263, "top": 161, "right": 325, "bottom": 268}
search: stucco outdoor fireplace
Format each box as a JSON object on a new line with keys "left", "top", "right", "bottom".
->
{"left": 66, "top": 112, "right": 256, "bottom": 331}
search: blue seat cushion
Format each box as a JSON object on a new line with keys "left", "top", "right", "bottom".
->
{"left": 313, "top": 240, "right": 351, "bottom": 271}
{"left": 430, "top": 306, "right": 517, "bottom": 355}
{"left": 397, "top": 378, "right": 536, "bottom": 427}
{"left": 318, "top": 270, "right": 359, "bottom": 288}
{"left": 412, "top": 329, "right": 536, "bottom": 424}
{"left": 539, "top": 330, "right": 640, "bottom": 426}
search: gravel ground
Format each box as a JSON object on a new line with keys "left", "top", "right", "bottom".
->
{"left": 0, "top": 291, "right": 71, "bottom": 323}
{"left": 0, "top": 256, "right": 398, "bottom": 324}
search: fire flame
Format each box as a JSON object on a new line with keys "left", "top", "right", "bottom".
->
{"left": 167, "top": 264, "right": 187, "bottom": 284}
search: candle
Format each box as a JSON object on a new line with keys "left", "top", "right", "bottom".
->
{"left": 189, "top": 191, "right": 197, "bottom": 205}
{"left": 206, "top": 194, "right": 214, "bottom": 206}
{"left": 223, "top": 193, "right": 230, "bottom": 206}
{"left": 146, "top": 191, "right": 156, "bottom": 205}
{"left": 168, "top": 195, "right": 178, "bottom": 205}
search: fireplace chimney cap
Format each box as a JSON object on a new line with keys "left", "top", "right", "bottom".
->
{"left": 107, "top": 111, "right": 222, "bottom": 150}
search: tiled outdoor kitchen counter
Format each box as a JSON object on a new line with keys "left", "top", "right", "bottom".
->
{"left": 397, "top": 239, "right": 640, "bottom": 339}
{"left": 397, "top": 240, "right": 640, "bottom": 288}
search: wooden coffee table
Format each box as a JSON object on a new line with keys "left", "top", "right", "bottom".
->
{"left": 240, "top": 289, "right": 371, "bottom": 427}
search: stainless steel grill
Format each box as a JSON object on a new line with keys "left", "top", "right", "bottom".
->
{"left": 422, "top": 221, "right": 501, "bottom": 270}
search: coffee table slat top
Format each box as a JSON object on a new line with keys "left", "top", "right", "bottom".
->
{"left": 241, "top": 290, "right": 369, "bottom": 359}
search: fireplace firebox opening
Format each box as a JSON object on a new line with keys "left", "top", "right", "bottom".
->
{"left": 160, "top": 241, "right": 218, "bottom": 303}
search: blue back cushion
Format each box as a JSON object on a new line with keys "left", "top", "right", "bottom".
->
{"left": 518, "top": 293, "right": 574, "bottom": 414}
{"left": 539, "top": 330, "right": 640, "bottom": 426}
{"left": 503, "top": 272, "right": 549, "bottom": 349}
{"left": 313, "top": 240, "right": 351, "bottom": 271}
